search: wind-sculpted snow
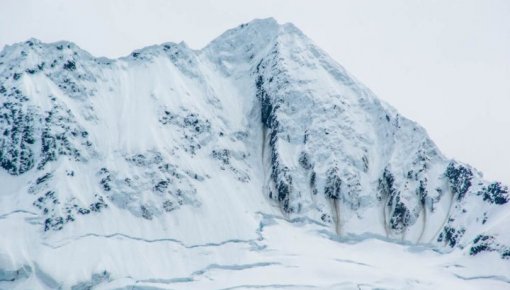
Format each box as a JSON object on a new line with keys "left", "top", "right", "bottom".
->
{"left": 0, "top": 18, "right": 509, "bottom": 289}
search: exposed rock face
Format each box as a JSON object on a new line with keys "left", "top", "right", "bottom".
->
{"left": 0, "top": 19, "right": 508, "bottom": 289}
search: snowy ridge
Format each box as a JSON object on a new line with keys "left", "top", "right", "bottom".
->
{"left": 0, "top": 18, "right": 509, "bottom": 289}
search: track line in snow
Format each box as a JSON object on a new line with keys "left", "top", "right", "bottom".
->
{"left": 453, "top": 274, "right": 510, "bottom": 284}
{"left": 133, "top": 262, "right": 281, "bottom": 286}
{"left": 218, "top": 284, "right": 318, "bottom": 290}
{"left": 0, "top": 209, "right": 38, "bottom": 219}
{"left": 42, "top": 232, "right": 259, "bottom": 249}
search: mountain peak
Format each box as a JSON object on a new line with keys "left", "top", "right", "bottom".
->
{"left": 205, "top": 17, "right": 308, "bottom": 49}
{"left": 203, "top": 18, "right": 280, "bottom": 56}
{"left": 202, "top": 18, "right": 312, "bottom": 75}
{"left": 238, "top": 17, "right": 303, "bottom": 35}
{"left": 242, "top": 17, "right": 279, "bottom": 28}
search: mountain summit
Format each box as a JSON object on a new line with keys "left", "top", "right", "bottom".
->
{"left": 0, "top": 19, "right": 509, "bottom": 289}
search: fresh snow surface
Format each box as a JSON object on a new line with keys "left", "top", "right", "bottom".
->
{"left": 0, "top": 18, "right": 509, "bottom": 289}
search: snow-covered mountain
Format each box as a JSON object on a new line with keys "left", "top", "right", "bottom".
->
{"left": 0, "top": 18, "right": 509, "bottom": 289}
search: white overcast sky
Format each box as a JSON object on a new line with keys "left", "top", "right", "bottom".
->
{"left": 1, "top": 0, "right": 509, "bottom": 184}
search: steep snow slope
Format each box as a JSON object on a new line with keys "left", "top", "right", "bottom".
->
{"left": 0, "top": 18, "right": 509, "bottom": 289}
